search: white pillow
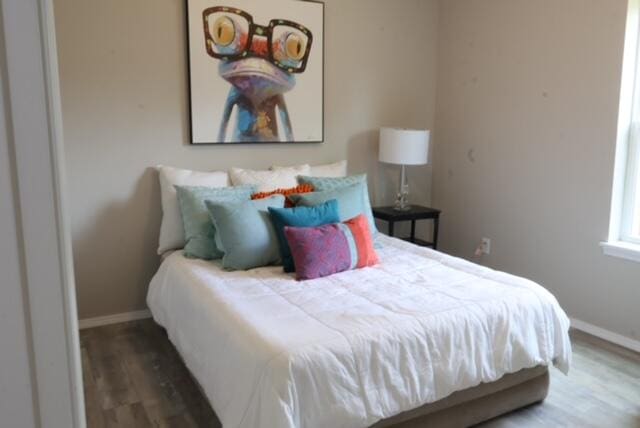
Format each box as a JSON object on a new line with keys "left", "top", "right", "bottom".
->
{"left": 156, "top": 165, "right": 229, "bottom": 254}
{"left": 271, "top": 160, "right": 347, "bottom": 178}
{"left": 310, "top": 160, "right": 348, "bottom": 177}
{"left": 229, "top": 165, "right": 310, "bottom": 192}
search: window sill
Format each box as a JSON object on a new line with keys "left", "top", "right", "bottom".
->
{"left": 600, "top": 241, "right": 640, "bottom": 263}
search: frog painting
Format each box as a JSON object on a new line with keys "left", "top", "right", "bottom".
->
{"left": 187, "top": 1, "right": 324, "bottom": 144}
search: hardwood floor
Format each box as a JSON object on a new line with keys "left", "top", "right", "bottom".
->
{"left": 480, "top": 329, "right": 640, "bottom": 428}
{"left": 80, "top": 320, "right": 640, "bottom": 427}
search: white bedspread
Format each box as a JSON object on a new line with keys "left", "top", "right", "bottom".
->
{"left": 147, "top": 235, "right": 571, "bottom": 428}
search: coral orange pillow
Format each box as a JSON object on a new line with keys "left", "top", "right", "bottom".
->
{"left": 252, "top": 184, "right": 314, "bottom": 207}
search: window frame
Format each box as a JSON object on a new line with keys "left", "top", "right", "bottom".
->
{"left": 603, "top": 0, "right": 640, "bottom": 261}
{"left": 620, "top": 129, "right": 640, "bottom": 244}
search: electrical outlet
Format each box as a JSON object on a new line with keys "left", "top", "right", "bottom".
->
{"left": 481, "top": 238, "right": 491, "bottom": 255}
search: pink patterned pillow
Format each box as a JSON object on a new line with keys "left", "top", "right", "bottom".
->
{"left": 284, "top": 214, "right": 379, "bottom": 280}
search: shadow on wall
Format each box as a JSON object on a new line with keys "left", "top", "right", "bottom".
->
{"left": 347, "top": 129, "right": 432, "bottom": 207}
{"left": 347, "top": 129, "right": 432, "bottom": 241}
{"left": 347, "top": 129, "right": 381, "bottom": 203}
{"left": 72, "top": 168, "right": 162, "bottom": 319}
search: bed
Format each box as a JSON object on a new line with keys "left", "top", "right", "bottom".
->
{"left": 147, "top": 235, "right": 571, "bottom": 428}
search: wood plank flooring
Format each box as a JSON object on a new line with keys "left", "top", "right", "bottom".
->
{"left": 80, "top": 320, "right": 640, "bottom": 427}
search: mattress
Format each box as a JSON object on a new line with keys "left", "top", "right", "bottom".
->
{"left": 147, "top": 235, "right": 571, "bottom": 428}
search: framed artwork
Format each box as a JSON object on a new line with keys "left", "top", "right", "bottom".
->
{"left": 186, "top": 0, "right": 324, "bottom": 144}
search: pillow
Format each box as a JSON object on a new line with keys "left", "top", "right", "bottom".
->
{"left": 297, "top": 174, "right": 377, "bottom": 237}
{"left": 229, "top": 165, "right": 311, "bottom": 192}
{"left": 272, "top": 160, "right": 347, "bottom": 178}
{"left": 175, "top": 185, "right": 254, "bottom": 259}
{"left": 290, "top": 183, "right": 367, "bottom": 224}
{"left": 311, "top": 160, "right": 347, "bottom": 177}
{"left": 206, "top": 195, "right": 285, "bottom": 270}
{"left": 156, "top": 165, "right": 229, "bottom": 254}
{"left": 251, "top": 184, "right": 314, "bottom": 207}
{"left": 268, "top": 200, "right": 341, "bottom": 273}
{"left": 285, "top": 214, "right": 379, "bottom": 280}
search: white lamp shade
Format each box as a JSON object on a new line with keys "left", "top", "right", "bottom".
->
{"left": 379, "top": 127, "right": 430, "bottom": 165}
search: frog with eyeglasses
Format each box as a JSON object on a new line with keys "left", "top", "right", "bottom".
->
{"left": 203, "top": 6, "right": 313, "bottom": 142}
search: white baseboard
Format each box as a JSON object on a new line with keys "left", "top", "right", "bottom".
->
{"left": 79, "top": 309, "right": 152, "bottom": 330}
{"left": 571, "top": 318, "right": 640, "bottom": 353}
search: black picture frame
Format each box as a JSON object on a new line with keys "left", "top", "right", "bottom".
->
{"left": 185, "top": 0, "right": 325, "bottom": 145}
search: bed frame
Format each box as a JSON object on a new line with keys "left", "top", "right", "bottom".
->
{"left": 374, "top": 365, "right": 549, "bottom": 427}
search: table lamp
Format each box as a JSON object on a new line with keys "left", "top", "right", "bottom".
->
{"left": 379, "top": 127, "right": 430, "bottom": 211}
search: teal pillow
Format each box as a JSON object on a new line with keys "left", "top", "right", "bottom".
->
{"left": 291, "top": 183, "right": 366, "bottom": 223}
{"left": 268, "top": 200, "right": 341, "bottom": 273}
{"left": 205, "top": 195, "right": 285, "bottom": 270}
{"left": 175, "top": 185, "right": 254, "bottom": 259}
{"left": 297, "top": 174, "right": 378, "bottom": 236}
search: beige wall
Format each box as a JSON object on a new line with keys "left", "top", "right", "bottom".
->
{"left": 54, "top": 0, "right": 439, "bottom": 319}
{"left": 434, "top": 0, "right": 640, "bottom": 341}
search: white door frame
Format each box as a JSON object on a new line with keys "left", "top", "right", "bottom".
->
{"left": 1, "top": 0, "right": 84, "bottom": 426}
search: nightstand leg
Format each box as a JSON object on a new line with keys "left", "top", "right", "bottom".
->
{"left": 410, "top": 220, "right": 416, "bottom": 243}
{"left": 388, "top": 221, "right": 395, "bottom": 237}
{"left": 433, "top": 216, "right": 439, "bottom": 250}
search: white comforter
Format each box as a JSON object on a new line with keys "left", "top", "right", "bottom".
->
{"left": 147, "top": 235, "right": 571, "bottom": 428}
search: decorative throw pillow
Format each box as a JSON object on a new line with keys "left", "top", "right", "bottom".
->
{"left": 290, "top": 183, "right": 368, "bottom": 224}
{"left": 271, "top": 160, "right": 347, "bottom": 178}
{"left": 205, "top": 195, "right": 285, "bottom": 270}
{"left": 251, "top": 184, "right": 314, "bottom": 207}
{"left": 229, "top": 165, "right": 310, "bottom": 193}
{"left": 156, "top": 165, "right": 229, "bottom": 255}
{"left": 284, "top": 214, "right": 379, "bottom": 281}
{"left": 297, "top": 174, "right": 378, "bottom": 237}
{"left": 175, "top": 185, "right": 254, "bottom": 260}
{"left": 268, "top": 200, "right": 341, "bottom": 273}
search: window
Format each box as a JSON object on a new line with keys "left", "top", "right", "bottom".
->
{"left": 622, "top": 125, "right": 640, "bottom": 243}
{"left": 634, "top": 183, "right": 640, "bottom": 237}
{"left": 603, "top": 0, "right": 640, "bottom": 261}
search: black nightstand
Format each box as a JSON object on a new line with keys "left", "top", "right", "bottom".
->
{"left": 372, "top": 205, "right": 441, "bottom": 249}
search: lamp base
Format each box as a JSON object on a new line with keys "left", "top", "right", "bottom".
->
{"left": 394, "top": 196, "right": 412, "bottom": 211}
{"left": 393, "top": 204, "right": 412, "bottom": 212}
{"left": 394, "top": 164, "right": 411, "bottom": 211}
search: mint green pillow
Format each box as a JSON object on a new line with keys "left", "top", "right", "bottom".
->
{"left": 205, "top": 195, "right": 285, "bottom": 270}
{"left": 291, "top": 183, "right": 367, "bottom": 224}
{"left": 175, "top": 185, "right": 254, "bottom": 259}
{"left": 296, "top": 174, "right": 378, "bottom": 235}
